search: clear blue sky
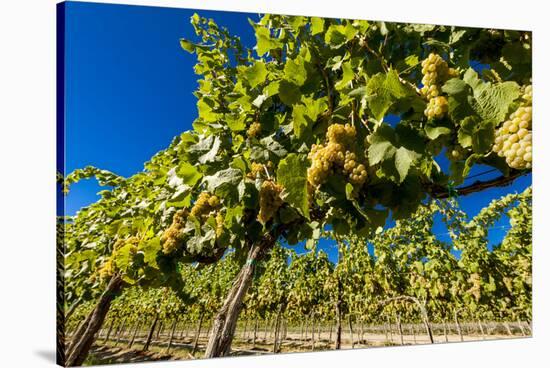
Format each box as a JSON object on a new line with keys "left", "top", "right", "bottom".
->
{"left": 62, "top": 1, "right": 531, "bottom": 262}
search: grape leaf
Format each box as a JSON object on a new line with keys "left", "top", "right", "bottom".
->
{"left": 277, "top": 154, "right": 310, "bottom": 219}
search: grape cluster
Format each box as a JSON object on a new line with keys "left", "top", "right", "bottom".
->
{"left": 424, "top": 96, "right": 449, "bottom": 120}
{"left": 215, "top": 211, "right": 225, "bottom": 238}
{"left": 493, "top": 86, "right": 532, "bottom": 170}
{"left": 98, "top": 259, "right": 113, "bottom": 281}
{"left": 420, "top": 53, "right": 457, "bottom": 120}
{"left": 246, "top": 161, "right": 273, "bottom": 179}
{"left": 468, "top": 272, "right": 482, "bottom": 301}
{"left": 190, "top": 192, "right": 221, "bottom": 217}
{"left": 161, "top": 209, "right": 189, "bottom": 254}
{"left": 247, "top": 122, "right": 262, "bottom": 138}
{"left": 420, "top": 53, "right": 458, "bottom": 88}
{"left": 258, "top": 180, "right": 284, "bottom": 224}
{"left": 522, "top": 84, "right": 532, "bottom": 105}
{"left": 307, "top": 123, "right": 368, "bottom": 189}
{"left": 98, "top": 237, "right": 139, "bottom": 279}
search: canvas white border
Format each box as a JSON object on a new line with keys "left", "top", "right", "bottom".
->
{"left": 0, "top": 1, "right": 547, "bottom": 367}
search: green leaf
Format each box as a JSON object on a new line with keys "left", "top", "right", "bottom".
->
{"left": 424, "top": 119, "right": 453, "bottom": 140}
{"left": 369, "top": 140, "right": 396, "bottom": 166}
{"left": 242, "top": 61, "right": 268, "bottom": 89}
{"left": 395, "top": 147, "right": 418, "bottom": 183}
{"left": 335, "top": 61, "right": 354, "bottom": 90}
{"left": 311, "top": 17, "right": 325, "bottom": 35}
{"left": 204, "top": 168, "right": 243, "bottom": 194}
{"left": 368, "top": 124, "right": 397, "bottom": 166}
{"left": 250, "top": 20, "right": 282, "bottom": 56}
{"left": 463, "top": 68, "right": 483, "bottom": 91}
{"left": 179, "top": 39, "right": 196, "bottom": 53}
{"left": 325, "top": 24, "right": 357, "bottom": 48}
{"left": 198, "top": 136, "right": 221, "bottom": 164}
{"left": 226, "top": 113, "right": 247, "bottom": 131}
{"left": 470, "top": 81, "right": 520, "bottom": 124}
{"left": 404, "top": 55, "right": 419, "bottom": 67}
{"left": 283, "top": 56, "right": 307, "bottom": 86}
{"left": 458, "top": 116, "right": 494, "bottom": 153}
{"left": 442, "top": 78, "right": 468, "bottom": 95}
{"left": 292, "top": 96, "right": 328, "bottom": 139}
{"left": 367, "top": 70, "right": 412, "bottom": 120}
{"left": 277, "top": 154, "right": 310, "bottom": 219}
{"left": 140, "top": 238, "right": 161, "bottom": 269}
{"left": 278, "top": 80, "right": 301, "bottom": 106}
{"left": 176, "top": 162, "right": 202, "bottom": 186}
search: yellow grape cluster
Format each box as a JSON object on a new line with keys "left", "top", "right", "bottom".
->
{"left": 425, "top": 96, "right": 449, "bottom": 120}
{"left": 247, "top": 122, "right": 262, "bottom": 138}
{"left": 258, "top": 180, "right": 284, "bottom": 224}
{"left": 246, "top": 161, "right": 273, "bottom": 179}
{"left": 522, "top": 84, "right": 532, "bottom": 105}
{"left": 190, "top": 192, "right": 221, "bottom": 217}
{"left": 420, "top": 53, "right": 457, "bottom": 120}
{"left": 493, "top": 86, "right": 532, "bottom": 169}
{"left": 215, "top": 211, "right": 225, "bottom": 238}
{"left": 98, "top": 237, "right": 139, "bottom": 279}
{"left": 468, "top": 273, "right": 482, "bottom": 302}
{"left": 98, "top": 259, "right": 113, "bottom": 280}
{"left": 307, "top": 123, "right": 368, "bottom": 189}
{"left": 420, "top": 53, "right": 458, "bottom": 88}
{"left": 161, "top": 209, "right": 189, "bottom": 254}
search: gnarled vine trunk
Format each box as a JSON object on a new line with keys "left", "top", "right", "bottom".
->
{"left": 66, "top": 275, "right": 123, "bottom": 367}
{"left": 204, "top": 234, "right": 275, "bottom": 358}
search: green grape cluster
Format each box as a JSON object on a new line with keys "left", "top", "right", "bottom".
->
{"left": 247, "top": 121, "right": 261, "bottom": 138}
{"left": 190, "top": 192, "right": 221, "bottom": 217}
{"left": 307, "top": 123, "right": 368, "bottom": 189}
{"left": 258, "top": 180, "right": 284, "bottom": 224}
{"left": 161, "top": 209, "right": 189, "bottom": 254}
{"left": 424, "top": 96, "right": 449, "bottom": 120}
{"left": 420, "top": 53, "right": 457, "bottom": 120}
{"left": 493, "top": 89, "right": 532, "bottom": 169}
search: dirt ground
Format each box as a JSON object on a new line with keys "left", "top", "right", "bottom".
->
{"left": 83, "top": 327, "right": 529, "bottom": 365}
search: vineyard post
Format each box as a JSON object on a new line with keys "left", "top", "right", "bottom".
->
{"left": 128, "top": 321, "right": 141, "bottom": 348}
{"left": 397, "top": 313, "right": 404, "bottom": 345}
{"left": 166, "top": 318, "right": 178, "bottom": 354}
{"left": 504, "top": 321, "right": 513, "bottom": 336}
{"left": 348, "top": 315, "right": 355, "bottom": 348}
{"left": 477, "top": 319, "right": 486, "bottom": 339}
{"left": 143, "top": 313, "right": 160, "bottom": 352}
{"left": 114, "top": 317, "right": 127, "bottom": 346}
{"left": 103, "top": 319, "right": 115, "bottom": 343}
{"left": 454, "top": 310, "right": 464, "bottom": 341}
{"left": 272, "top": 304, "right": 283, "bottom": 353}
{"left": 252, "top": 316, "right": 258, "bottom": 348}
{"left": 191, "top": 313, "right": 205, "bottom": 355}
{"left": 517, "top": 318, "right": 526, "bottom": 336}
